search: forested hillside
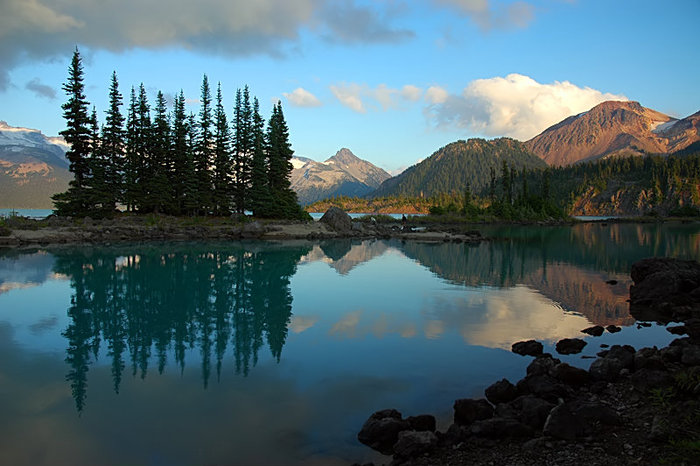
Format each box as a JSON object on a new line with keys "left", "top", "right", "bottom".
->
{"left": 371, "top": 138, "right": 546, "bottom": 198}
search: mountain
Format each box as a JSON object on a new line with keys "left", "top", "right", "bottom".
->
{"left": 371, "top": 138, "right": 547, "bottom": 198}
{"left": 290, "top": 148, "right": 391, "bottom": 204}
{"left": 0, "top": 121, "right": 71, "bottom": 208}
{"left": 525, "top": 101, "right": 700, "bottom": 166}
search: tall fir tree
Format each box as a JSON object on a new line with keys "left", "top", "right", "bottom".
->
{"left": 100, "top": 71, "right": 125, "bottom": 212}
{"left": 183, "top": 113, "right": 200, "bottom": 215}
{"left": 265, "top": 102, "right": 306, "bottom": 219}
{"left": 53, "top": 48, "right": 93, "bottom": 216}
{"left": 171, "top": 91, "right": 189, "bottom": 214}
{"left": 232, "top": 86, "right": 254, "bottom": 214}
{"left": 135, "top": 84, "right": 152, "bottom": 211}
{"left": 195, "top": 75, "right": 214, "bottom": 214}
{"left": 148, "top": 91, "right": 171, "bottom": 213}
{"left": 212, "top": 83, "right": 232, "bottom": 215}
{"left": 124, "top": 87, "right": 140, "bottom": 212}
{"left": 249, "top": 97, "right": 272, "bottom": 217}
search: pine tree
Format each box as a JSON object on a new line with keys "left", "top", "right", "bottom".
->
{"left": 53, "top": 48, "right": 93, "bottom": 216}
{"left": 135, "top": 84, "right": 152, "bottom": 211}
{"left": 101, "top": 71, "right": 125, "bottom": 212}
{"left": 171, "top": 91, "right": 189, "bottom": 214}
{"left": 149, "top": 91, "right": 171, "bottom": 213}
{"left": 124, "top": 87, "right": 139, "bottom": 212}
{"left": 265, "top": 102, "right": 307, "bottom": 219}
{"left": 212, "top": 83, "right": 232, "bottom": 215}
{"left": 249, "top": 97, "right": 272, "bottom": 217}
{"left": 183, "top": 113, "right": 200, "bottom": 215}
{"left": 86, "top": 106, "right": 109, "bottom": 214}
{"left": 193, "top": 75, "right": 214, "bottom": 214}
{"left": 233, "top": 86, "right": 253, "bottom": 214}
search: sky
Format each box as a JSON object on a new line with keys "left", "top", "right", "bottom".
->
{"left": 1, "top": 0, "right": 699, "bottom": 174}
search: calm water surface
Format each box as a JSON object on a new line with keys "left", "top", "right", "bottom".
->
{"left": 1, "top": 222, "right": 699, "bottom": 465}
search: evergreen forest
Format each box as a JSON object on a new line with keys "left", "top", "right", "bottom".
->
{"left": 53, "top": 48, "right": 308, "bottom": 220}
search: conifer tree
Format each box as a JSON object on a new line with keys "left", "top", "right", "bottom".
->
{"left": 124, "top": 87, "right": 140, "bottom": 212}
{"left": 196, "top": 74, "right": 214, "bottom": 214}
{"left": 183, "top": 113, "right": 200, "bottom": 215}
{"left": 149, "top": 91, "right": 171, "bottom": 213}
{"left": 212, "top": 83, "right": 232, "bottom": 215}
{"left": 249, "top": 97, "right": 272, "bottom": 216}
{"left": 171, "top": 91, "right": 189, "bottom": 214}
{"left": 101, "top": 71, "right": 125, "bottom": 212}
{"left": 135, "top": 84, "right": 152, "bottom": 211}
{"left": 53, "top": 48, "right": 93, "bottom": 216}
{"left": 233, "top": 86, "right": 253, "bottom": 214}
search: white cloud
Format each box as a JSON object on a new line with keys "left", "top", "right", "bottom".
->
{"left": 400, "top": 84, "right": 422, "bottom": 101}
{"left": 330, "top": 82, "right": 425, "bottom": 113}
{"left": 427, "top": 73, "right": 627, "bottom": 140}
{"left": 330, "top": 83, "right": 366, "bottom": 113}
{"left": 283, "top": 87, "right": 322, "bottom": 107}
{"left": 425, "top": 85, "right": 448, "bottom": 104}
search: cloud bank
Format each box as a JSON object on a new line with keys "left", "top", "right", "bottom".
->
{"left": 427, "top": 73, "right": 627, "bottom": 140}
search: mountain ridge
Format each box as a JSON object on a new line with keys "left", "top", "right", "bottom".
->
{"left": 524, "top": 101, "right": 700, "bottom": 166}
{"left": 290, "top": 148, "right": 391, "bottom": 204}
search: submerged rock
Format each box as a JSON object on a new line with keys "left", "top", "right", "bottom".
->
{"left": 581, "top": 325, "right": 605, "bottom": 336}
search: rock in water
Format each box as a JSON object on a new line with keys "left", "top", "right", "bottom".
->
{"left": 357, "top": 409, "right": 409, "bottom": 455}
{"left": 319, "top": 206, "right": 353, "bottom": 233}
{"left": 512, "top": 340, "right": 544, "bottom": 356}
{"left": 555, "top": 338, "right": 587, "bottom": 355}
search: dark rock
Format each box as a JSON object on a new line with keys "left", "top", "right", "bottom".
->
{"left": 406, "top": 414, "right": 436, "bottom": 432}
{"left": 581, "top": 325, "right": 605, "bottom": 336}
{"left": 357, "top": 409, "right": 409, "bottom": 455}
{"left": 634, "top": 347, "right": 666, "bottom": 371}
{"left": 319, "top": 207, "right": 353, "bottom": 233}
{"left": 606, "top": 279, "right": 618, "bottom": 285}
{"left": 526, "top": 354, "right": 560, "bottom": 377}
{"left": 551, "top": 362, "right": 589, "bottom": 386}
{"left": 512, "top": 340, "right": 544, "bottom": 357}
{"left": 629, "top": 258, "right": 700, "bottom": 322}
{"left": 660, "top": 345, "right": 683, "bottom": 362}
{"left": 392, "top": 430, "right": 437, "bottom": 459}
{"left": 555, "top": 338, "right": 587, "bottom": 355}
{"left": 453, "top": 398, "right": 493, "bottom": 426}
{"left": 543, "top": 400, "right": 621, "bottom": 440}
{"left": 668, "top": 325, "right": 688, "bottom": 335}
{"left": 606, "top": 325, "right": 622, "bottom": 333}
{"left": 517, "top": 374, "right": 572, "bottom": 403}
{"left": 589, "top": 357, "right": 624, "bottom": 381}
{"left": 485, "top": 378, "right": 518, "bottom": 404}
{"left": 501, "top": 395, "right": 557, "bottom": 430}
{"left": 605, "top": 344, "right": 636, "bottom": 369}
{"left": 469, "top": 417, "right": 533, "bottom": 438}
{"left": 241, "top": 221, "right": 265, "bottom": 238}
{"left": 441, "top": 423, "right": 468, "bottom": 445}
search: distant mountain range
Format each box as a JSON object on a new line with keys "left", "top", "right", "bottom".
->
{"left": 290, "top": 148, "right": 391, "bottom": 204}
{"left": 0, "top": 121, "right": 71, "bottom": 208}
{"left": 2, "top": 100, "right": 699, "bottom": 209}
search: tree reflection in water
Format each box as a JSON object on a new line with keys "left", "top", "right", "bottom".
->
{"left": 53, "top": 242, "right": 311, "bottom": 412}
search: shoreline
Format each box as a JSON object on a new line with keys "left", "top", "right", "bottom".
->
{"left": 354, "top": 257, "right": 700, "bottom": 466}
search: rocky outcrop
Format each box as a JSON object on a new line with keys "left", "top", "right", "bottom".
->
{"left": 319, "top": 206, "right": 353, "bottom": 233}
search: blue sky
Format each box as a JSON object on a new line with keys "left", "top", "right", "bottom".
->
{"left": 1, "top": 0, "right": 699, "bottom": 174}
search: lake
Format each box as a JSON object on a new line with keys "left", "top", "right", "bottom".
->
{"left": 1, "top": 222, "right": 699, "bottom": 465}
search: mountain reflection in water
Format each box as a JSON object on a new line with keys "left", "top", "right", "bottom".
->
{"left": 0, "top": 222, "right": 698, "bottom": 466}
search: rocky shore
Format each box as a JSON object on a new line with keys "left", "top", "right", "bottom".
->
{"left": 0, "top": 207, "right": 483, "bottom": 248}
{"left": 354, "top": 257, "right": 700, "bottom": 466}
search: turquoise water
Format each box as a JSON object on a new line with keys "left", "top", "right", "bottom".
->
{"left": 0, "top": 222, "right": 698, "bottom": 465}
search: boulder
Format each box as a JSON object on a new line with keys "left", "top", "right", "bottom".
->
{"left": 406, "top": 414, "right": 436, "bottom": 432}
{"left": 551, "top": 362, "right": 589, "bottom": 386}
{"left": 357, "top": 409, "right": 409, "bottom": 455}
{"left": 604, "top": 344, "right": 636, "bottom": 369}
{"left": 634, "top": 347, "right": 666, "bottom": 371}
{"left": 589, "top": 357, "right": 624, "bottom": 381}
{"left": 392, "top": 430, "right": 437, "bottom": 459}
{"left": 517, "top": 374, "right": 572, "bottom": 403}
{"left": 606, "top": 325, "right": 622, "bottom": 333}
{"left": 526, "top": 354, "right": 561, "bottom": 377}
{"left": 319, "top": 207, "right": 353, "bottom": 233}
{"left": 543, "top": 400, "right": 621, "bottom": 440}
{"left": 581, "top": 325, "right": 605, "bottom": 337}
{"left": 629, "top": 258, "right": 700, "bottom": 322}
{"left": 555, "top": 338, "right": 587, "bottom": 355}
{"left": 485, "top": 378, "right": 518, "bottom": 404}
{"left": 512, "top": 340, "right": 543, "bottom": 357}
{"left": 453, "top": 398, "right": 493, "bottom": 426}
